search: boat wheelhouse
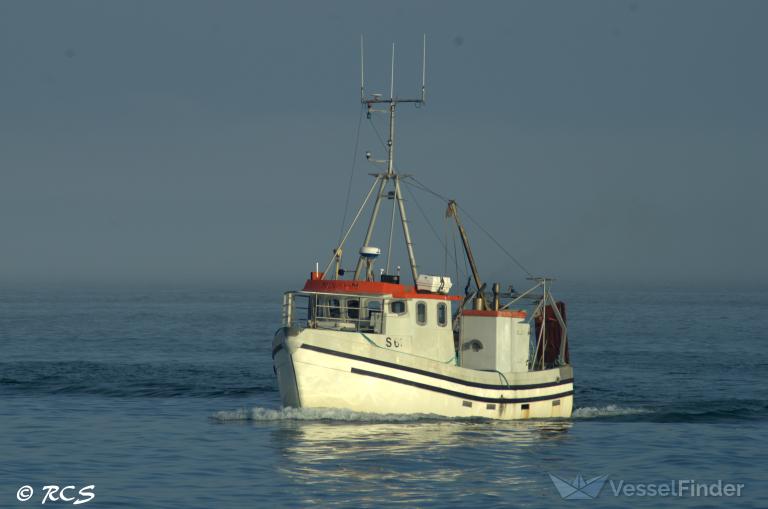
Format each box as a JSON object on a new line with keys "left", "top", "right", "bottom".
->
{"left": 271, "top": 38, "right": 573, "bottom": 419}
{"left": 283, "top": 275, "right": 461, "bottom": 364}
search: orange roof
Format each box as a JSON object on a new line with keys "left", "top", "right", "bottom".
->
{"left": 302, "top": 278, "right": 462, "bottom": 301}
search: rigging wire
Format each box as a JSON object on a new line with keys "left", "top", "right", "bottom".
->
{"left": 443, "top": 212, "right": 448, "bottom": 276}
{"left": 460, "top": 227, "right": 470, "bottom": 281}
{"left": 385, "top": 182, "right": 397, "bottom": 274}
{"left": 336, "top": 104, "right": 533, "bottom": 281}
{"left": 402, "top": 176, "right": 534, "bottom": 278}
{"left": 452, "top": 227, "right": 460, "bottom": 286}
{"left": 368, "top": 115, "right": 389, "bottom": 151}
{"left": 337, "top": 104, "right": 366, "bottom": 244}
{"left": 455, "top": 201, "right": 534, "bottom": 278}
{"left": 402, "top": 182, "right": 462, "bottom": 270}
{"left": 450, "top": 224, "right": 468, "bottom": 290}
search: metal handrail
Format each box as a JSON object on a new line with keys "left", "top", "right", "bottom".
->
{"left": 282, "top": 291, "right": 384, "bottom": 334}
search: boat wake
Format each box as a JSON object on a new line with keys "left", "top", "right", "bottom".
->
{"left": 573, "top": 400, "right": 768, "bottom": 422}
{"left": 214, "top": 400, "right": 768, "bottom": 424}
{"left": 572, "top": 404, "right": 651, "bottom": 419}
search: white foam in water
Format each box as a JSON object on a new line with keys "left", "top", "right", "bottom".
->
{"left": 214, "top": 405, "right": 651, "bottom": 422}
{"left": 212, "top": 406, "right": 441, "bottom": 423}
{"left": 573, "top": 404, "right": 651, "bottom": 418}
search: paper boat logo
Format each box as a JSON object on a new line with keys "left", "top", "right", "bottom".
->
{"left": 548, "top": 473, "right": 609, "bottom": 500}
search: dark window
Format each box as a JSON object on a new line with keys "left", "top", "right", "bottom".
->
{"left": 329, "top": 298, "right": 340, "bottom": 319}
{"left": 437, "top": 303, "right": 447, "bottom": 327}
{"left": 367, "top": 300, "right": 382, "bottom": 318}
{"left": 486, "top": 403, "right": 496, "bottom": 410}
{"left": 390, "top": 300, "right": 406, "bottom": 314}
{"left": 521, "top": 404, "right": 530, "bottom": 410}
{"left": 462, "top": 400, "right": 472, "bottom": 408}
{"left": 552, "top": 400, "right": 561, "bottom": 406}
{"left": 347, "top": 299, "right": 359, "bottom": 320}
{"left": 416, "top": 302, "right": 426, "bottom": 325}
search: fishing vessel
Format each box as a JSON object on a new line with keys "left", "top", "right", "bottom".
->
{"left": 272, "top": 39, "right": 573, "bottom": 419}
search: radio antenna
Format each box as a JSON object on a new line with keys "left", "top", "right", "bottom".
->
{"left": 390, "top": 43, "right": 395, "bottom": 99}
{"left": 421, "top": 34, "right": 426, "bottom": 102}
{"left": 360, "top": 34, "right": 365, "bottom": 102}
{"left": 352, "top": 36, "right": 428, "bottom": 283}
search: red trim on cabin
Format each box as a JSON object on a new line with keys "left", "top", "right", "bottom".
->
{"left": 302, "top": 279, "right": 462, "bottom": 301}
{"left": 463, "top": 309, "right": 527, "bottom": 319}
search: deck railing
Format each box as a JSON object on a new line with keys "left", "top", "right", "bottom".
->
{"left": 282, "top": 291, "right": 384, "bottom": 334}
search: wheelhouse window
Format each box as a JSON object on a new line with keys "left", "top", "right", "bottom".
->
{"left": 416, "top": 302, "right": 427, "bottom": 325}
{"left": 346, "top": 299, "right": 360, "bottom": 320}
{"left": 329, "top": 298, "right": 341, "bottom": 318}
{"left": 437, "top": 303, "right": 447, "bottom": 327}
{"left": 390, "top": 300, "right": 406, "bottom": 315}
{"left": 309, "top": 295, "right": 383, "bottom": 334}
{"left": 367, "top": 300, "right": 382, "bottom": 318}
{"left": 364, "top": 300, "right": 382, "bottom": 333}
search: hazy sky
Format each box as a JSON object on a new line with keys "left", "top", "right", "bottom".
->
{"left": 1, "top": 1, "right": 766, "bottom": 288}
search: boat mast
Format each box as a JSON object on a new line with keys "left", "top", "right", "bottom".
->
{"left": 352, "top": 37, "right": 426, "bottom": 284}
{"left": 446, "top": 200, "right": 487, "bottom": 310}
{"left": 395, "top": 174, "right": 418, "bottom": 284}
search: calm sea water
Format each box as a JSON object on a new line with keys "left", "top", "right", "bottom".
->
{"left": 1, "top": 285, "right": 766, "bottom": 508}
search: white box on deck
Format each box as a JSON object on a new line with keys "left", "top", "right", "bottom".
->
{"left": 416, "top": 275, "right": 453, "bottom": 294}
{"left": 459, "top": 311, "right": 530, "bottom": 373}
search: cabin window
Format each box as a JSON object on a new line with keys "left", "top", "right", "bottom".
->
{"left": 347, "top": 299, "right": 360, "bottom": 320}
{"left": 329, "top": 298, "right": 341, "bottom": 319}
{"left": 390, "top": 300, "right": 406, "bottom": 315}
{"left": 437, "top": 303, "right": 447, "bottom": 327}
{"left": 367, "top": 300, "right": 382, "bottom": 318}
{"left": 416, "top": 302, "right": 427, "bottom": 325}
{"left": 308, "top": 295, "right": 317, "bottom": 321}
{"left": 365, "top": 300, "right": 383, "bottom": 333}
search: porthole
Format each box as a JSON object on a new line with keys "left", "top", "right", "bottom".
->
{"left": 416, "top": 302, "right": 426, "bottom": 325}
{"left": 437, "top": 303, "right": 447, "bottom": 327}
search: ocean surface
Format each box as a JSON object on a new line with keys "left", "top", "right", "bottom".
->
{"left": 1, "top": 285, "right": 766, "bottom": 508}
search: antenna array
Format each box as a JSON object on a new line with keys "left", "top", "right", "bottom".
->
{"left": 360, "top": 34, "right": 426, "bottom": 105}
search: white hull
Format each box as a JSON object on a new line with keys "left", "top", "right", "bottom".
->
{"left": 273, "top": 327, "right": 573, "bottom": 420}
